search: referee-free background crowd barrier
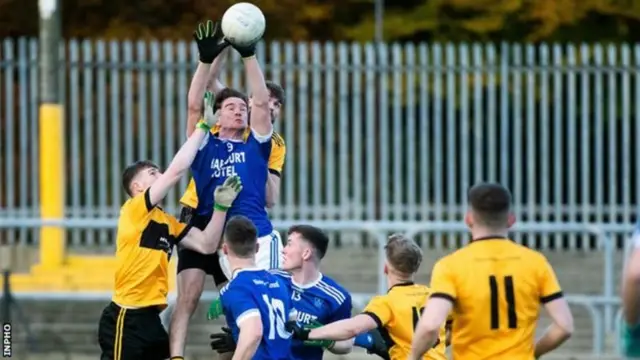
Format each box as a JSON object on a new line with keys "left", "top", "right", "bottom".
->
{"left": 0, "top": 39, "right": 638, "bottom": 359}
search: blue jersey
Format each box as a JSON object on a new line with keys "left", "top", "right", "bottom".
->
{"left": 191, "top": 130, "right": 273, "bottom": 236}
{"left": 220, "top": 268, "right": 293, "bottom": 360}
{"left": 271, "top": 270, "right": 352, "bottom": 360}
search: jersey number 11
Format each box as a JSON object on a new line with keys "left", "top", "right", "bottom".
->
{"left": 489, "top": 275, "right": 518, "bottom": 330}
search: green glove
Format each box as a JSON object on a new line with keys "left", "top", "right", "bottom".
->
{"left": 207, "top": 298, "right": 224, "bottom": 320}
{"left": 201, "top": 91, "right": 218, "bottom": 128}
{"left": 214, "top": 175, "right": 243, "bottom": 211}
{"left": 621, "top": 321, "right": 640, "bottom": 357}
{"left": 302, "top": 321, "right": 335, "bottom": 349}
{"left": 193, "top": 20, "right": 229, "bottom": 64}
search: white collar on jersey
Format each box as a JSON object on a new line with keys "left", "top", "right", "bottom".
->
{"left": 231, "top": 267, "right": 261, "bottom": 279}
{"left": 292, "top": 273, "right": 323, "bottom": 290}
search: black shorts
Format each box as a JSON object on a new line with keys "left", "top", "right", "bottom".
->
{"left": 177, "top": 206, "right": 229, "bottom": 286}
{"left": 97, "top": 302, "right": 168, "bottom": 360}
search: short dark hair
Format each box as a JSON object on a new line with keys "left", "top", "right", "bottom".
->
{"left": 265, "top": 81, "right": 285, "bottom": 105}
{"left": 385, "top": 234, "right": 422, "bottom": 275}
{"left": 288, "top": 225, "right": 329, "bottom": 260}
{"left": 121, "top": 160, "right": 159, "bottom": 197}
{"left": 467, "top": 182, "right": 512, "bottom": 227}
{"left": 215, "top": 88, "right": 249, "bottom": 112}
{"left": 224, "top": 215, "right": 258, "bottom": 258}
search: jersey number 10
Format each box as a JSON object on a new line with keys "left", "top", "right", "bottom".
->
{"left": 262, "top": 294, "right": 290, "bottom": 340}
{"left": 489, "top": 275, "right": 518, "bottom": 330}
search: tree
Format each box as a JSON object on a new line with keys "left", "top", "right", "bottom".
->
{"left": 1, "top": 0, "right": 640, "bottom": 43}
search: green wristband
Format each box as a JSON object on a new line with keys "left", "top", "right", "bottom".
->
{"left": 214, "top": 203, "right": 229, "bottom": 212}
{"left": 196, "top": 121, "right": 211, "bottom": 132}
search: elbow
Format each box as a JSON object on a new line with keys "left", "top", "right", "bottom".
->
{"left": 329, "top": 341, "right": 353, "bottom": 355}
{"left": 187, "top": 100, "right": 202, "bottom": 115}
{"left": 265, "top": 199, "right": 276, "bottom": 209}
{"left": 244, "top": 327, "right": 263, "bottom": 344}
{"left": 421, "top": 318, "right": 442, "bottom": 336}
{"left": 560, "top": 321, "right": 574, "bottom": 339}
{"left": 425, "top": 328, "right": 440, "bottom": 340}
{"left": 251, "top": 95, "right": 269, "bottom": 108}
{"left": 554, "top": 317, "right": 574, "bottom": 340}
{"left": 202, "top": 236, "right": 218, "bottom": 254}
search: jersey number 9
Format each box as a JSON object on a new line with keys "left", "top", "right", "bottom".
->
{"left": 262, "top": 294, "right": 290, "bottom": 340}
{"left": 489, "top": 275, "right": 518, "bottom": 330}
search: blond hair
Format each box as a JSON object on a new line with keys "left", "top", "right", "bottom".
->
{"left": 385, "top": 234, "right": 423, "bottom": 275}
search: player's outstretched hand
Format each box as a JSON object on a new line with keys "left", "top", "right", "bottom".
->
{"left": 202, "top": 91, "right": 218, "bottom": 128}
{"left": 210, "top": 326, "right": 236, "bottom": 354}
{"left": 285, "top": 321, "right": 310, "bottom": 341}
{"left": 366, "top": 329, "right": 391, "bottom": 360}
{"left": 227, "top": 37, "right": 259, "bottom": 59}
{"left": 193, "top": 20, "right": 229, "bottom": 64}
{"left": 214, "top": 175, "right": 243, "bottom": 211}
{"left": 302, "top": 321, "right": 335, "bottom": 349}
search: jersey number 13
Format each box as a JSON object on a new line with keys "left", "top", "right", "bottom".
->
{"left": 489, "top": 275, "right": 518, "bottom": 329}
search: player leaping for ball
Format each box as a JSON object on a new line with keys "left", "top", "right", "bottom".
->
{"left": 97, "top": 94, "right": 243, "bottom": 360}
{"left": 169, "top": 20, "right": 283, "bottom": 360}
{"left": 409, "top": 183, "right": 574, "bottom": 360}
{"left": 286, "top": 234, "right": 450, "bottom": 360}
{"left": 209, "top": 225, "right": 390, "bottom": 360}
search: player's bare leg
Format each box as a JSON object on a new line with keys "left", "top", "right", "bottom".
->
{"left": 169, "top": 268, "right": 206, "bottom": 358}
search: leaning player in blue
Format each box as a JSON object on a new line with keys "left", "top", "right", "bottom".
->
{"left": 210, "top": 225, "right": 390, "bottom": 359}
{"left": 218, "top": 215, "right": 293, "bottom": 360}
{"left": 170, "top": 20, "right": 282, "bottom": 359}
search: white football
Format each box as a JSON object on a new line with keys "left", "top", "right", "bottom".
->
{"left": 221, "top": 3, "right": 266, "bottom": 47}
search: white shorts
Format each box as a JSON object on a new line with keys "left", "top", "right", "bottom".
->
{"left": 217, "top": 230, "right": 283, "bottom": 279}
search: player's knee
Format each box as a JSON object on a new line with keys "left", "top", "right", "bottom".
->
{"left": 176, "top": 270, "right": 205, "bottom": 312}
{"left": 175, "top": 292, "right": 200, "bottom": 315}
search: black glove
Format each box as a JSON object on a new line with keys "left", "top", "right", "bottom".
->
{"left": 229, "top": 39, "right": 259, "bottom": 59}
{"left": 193, "top": 20, "right": 229, "bottom": 64}
{"left": 210, "top": 327, "right": 236, "bottom": 354}
{"left": 285, "top": 321, "right": 310, "bottom": 341}
{"left": 366, "top": 329, "right": 391, "bottom": 360}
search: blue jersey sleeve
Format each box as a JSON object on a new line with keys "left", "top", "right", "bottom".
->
{"left": 327, "top": 291, "right": 353, "bottom": 323}
{"left": 225, "top": 286, "right": 260, "bottom": 327}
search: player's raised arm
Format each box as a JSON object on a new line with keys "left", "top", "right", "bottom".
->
{"left": 208, "top": 47, "right": 230, "bottom": 95}
{"left": 533, "top": 257, "right": 574, "bottom": 358}
{"left": 228, "top": 41, "right": 272, "bottom": 138}
{"left": 187, "top": 20, "right": 229, "bottom": 136}
{"left": 179, "top": 176, "right": 243, "bottom": 254}
{"left": 147, "top": 93, "right": 218, "bottom": 207}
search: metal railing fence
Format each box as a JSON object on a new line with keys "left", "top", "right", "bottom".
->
{"left": 1, "top": 39, "right": 639, "bottom": 250}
